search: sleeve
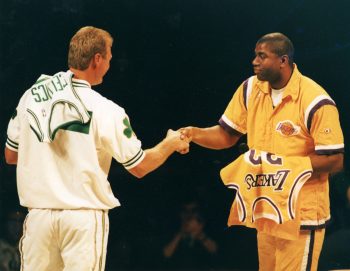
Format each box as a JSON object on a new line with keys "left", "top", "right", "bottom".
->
{"left": 6, "top": 108, "right": 21, "bottom": 152}
{"left": 98, "top": 100, "right": 145, "bottom": 169}
{"left": 218, "top": 80, "right": 248, "bottom": 135}
{"left": 309, "top": 104, "right": 344, "bottom": 155}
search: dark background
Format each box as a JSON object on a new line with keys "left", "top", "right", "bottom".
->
{"left": 0, "top": 0, "right": 350, "bottom": 270}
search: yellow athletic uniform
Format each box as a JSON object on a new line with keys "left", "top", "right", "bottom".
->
{"left": 220, "top": 149, "right": 313, "bottom": 239}
{"left": 219, "top": 65, "right": 344, "bottom": 270}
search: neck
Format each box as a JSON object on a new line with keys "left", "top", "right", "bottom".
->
{"left": 70, "top": 68, "right": 88, "bottom": 81}
{"left": 271, "top": 66, "right": 293, "bottom": 89}
{"left": 69, "top": 68, "right": 97, "bottom": 86}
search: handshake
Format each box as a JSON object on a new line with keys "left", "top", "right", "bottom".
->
{"left": 165, "top": 127, "right": 193, "bottom": 155}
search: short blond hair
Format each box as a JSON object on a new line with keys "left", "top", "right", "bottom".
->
{"left": 68, "top": 26, "right": 113, "bottom": 70}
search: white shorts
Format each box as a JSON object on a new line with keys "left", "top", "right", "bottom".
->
{"left": 20, "top": 209, "right": 109, "bottom": 271}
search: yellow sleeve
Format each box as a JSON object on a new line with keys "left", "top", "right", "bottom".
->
{"left": 309, "top": 104, "right": 344, "bottom": 154}
{"left": 219, "top": 80, "right": 248, "bottom": 135}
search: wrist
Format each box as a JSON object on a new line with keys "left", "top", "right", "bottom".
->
{"left": 191, "top": 127, "right": 198, "bottom": 142}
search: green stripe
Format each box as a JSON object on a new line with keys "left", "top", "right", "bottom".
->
{"left": 99, "top": 211, "right": 106, "bottom": 271}
{"left": 35, "top": 76, "right": 50, "bottom": 84}
{"left": 29, "top": 125, "right": 43, "bottom": 142}
{"left": 52, "top": 111, "right": 92, "bottom": 139}
{"left": 123, "top": 149, "right": 144, "bottom": 167}
{"left": 26, "top": 108, "right": 44, "bottom": 141}
{"left": 70, "top": 75, "right": 90, "bottom": 119}
{"left": 72, "top": 82, "right": 90, "bottom": 88}
{"left": 7, "top": 138, "right": 18, "bottom": 146}
{"left": 48, "top": 100, "right": 84, "bottom": 140}
{"left": 122, "top": 148, "right": 142, "bottom": 165}
{"left": 6, "top": 140, "right": 18, "bottom": 150}
{"left": 19, "top": 214, "right": 28, "bottom": 271}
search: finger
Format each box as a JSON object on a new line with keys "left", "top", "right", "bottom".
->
{"left": 182, "top": 148, "right": 189, "bottom": 154}
{"left": 178, "top": 148, "right": 189, "bottom": 154}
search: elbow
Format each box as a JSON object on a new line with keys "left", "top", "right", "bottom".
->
{"left": 5, "top": 157, "right": 16, "bottom": 165}
{"left": 4, "top": 147, "right": 18, "bottom": 165}
{"left": 330, "top": 153, "right": 344, "bottom": 174}
{"left": 134, "top": 172, "right": 146, "bottom": 179}
{"left": 5, "top": 155, "right": 17, "bottom": 165}
{"left": 128, "top": 166, "right": 148, "bottom": 179}
{"left": 333, "top": 159, "right": 344, "bottom": 174}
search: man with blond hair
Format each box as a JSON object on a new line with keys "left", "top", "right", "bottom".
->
{"left": 4, "top": 26, "right": 188, "bottom": 271}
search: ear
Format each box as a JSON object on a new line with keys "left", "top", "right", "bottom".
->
{"left": 280, "top": 55, "right": 288, "bottom": 65}
{"left": 91, "top": 53, "right": 102, "bottom": 69}
{"left": 96, "top": 53, "right": 103, "bottom": 62}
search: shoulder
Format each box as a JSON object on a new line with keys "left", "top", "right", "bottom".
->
{"left": 300, "top": 75, "right": 330, "bottom": 97}
{"left": 77, "top": 88, "right": 128, "bottom": 124}
{"left": 299, "top": 75, "right": 335, "bottom": 111}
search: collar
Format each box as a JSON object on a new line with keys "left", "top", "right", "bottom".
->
{"left": 69, "top": 70, "right": 91, "bottom": 88}
{"left": 256, "top": 64, "right": 302, "bottom": 102}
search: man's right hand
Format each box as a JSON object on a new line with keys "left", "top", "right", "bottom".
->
{"left": 166, "top": 129, "right": 190, "bottom": 154}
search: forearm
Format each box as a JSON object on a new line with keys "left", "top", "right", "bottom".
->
{"left": 191, "top": 125, "right": 240, "bottom": 150}
{"left": 163, "top": 233, "right": 182, "bottom": 258}
{"left": 4, "top": 147, "right": 18, "bottom": 165}
{"left": 128, "top": 138, "right": 178, "bottom": 178}
{"left": 197, "top": 234, "right": 218, "bottom": 253}
{"left": 143, "top": 142, "right": 175, "bottom": 172}
{"left": 309, "top": 152, "right": 344, "bottom": 174}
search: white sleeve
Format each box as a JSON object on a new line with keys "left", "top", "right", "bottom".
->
{"left": 6, "top": 92, "right": 25, "bottom": 152}
{"left": 6, "top": 109, "right": 20, "bottom": 151}
{"left": 98, "top": 99, "right": 145, "bottom": 169}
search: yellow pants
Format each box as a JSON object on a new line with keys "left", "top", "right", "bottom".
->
{"left": 257, "top": 229, "right": 325, "bottom": 271}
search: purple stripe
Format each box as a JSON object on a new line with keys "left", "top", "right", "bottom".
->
{"left": 252, "top": 196, "right": 282, "bottom": 224}
{"left": 227, "top": 184, "right": 246, "bottom": 222}
{"left": 243, "top": 79, "right": 248, "bottom": 110}
{"left": 315, "top": 148, "right": 344, "bottom": 155}
{"left": 300, "top": 219, "right": 330, "bottom": 230}
{"left": 218, "top": 118, "right": 243, "bottom": 136}
{"left": 288, "top": 170, "right": 312, "bottom": 219}
{"left": 266, "top": 152, "right": 282, "bottom": 165}
{"left": 307, "top": 99, "right": 335, "bottom": 130}
{"left": 249, "top": 149, "right": 262, "bottom": 165}
{"left": 305, "top": 230, "right": 315, "bottom": 271}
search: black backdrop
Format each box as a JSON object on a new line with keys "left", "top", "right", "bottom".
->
{"left": 1, "top": 0, "right": 349, "bottom": 270}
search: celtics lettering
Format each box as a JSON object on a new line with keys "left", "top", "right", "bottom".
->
{"left": 31, "top": 74, "right": 68, "bottom": 102}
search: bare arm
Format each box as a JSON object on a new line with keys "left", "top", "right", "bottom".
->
{"left": 194, "top": 232, "right": 218, "bottom": 253}
{"left": 4, "top": 147, "right": 18, "bottom": 165}
{"left": 163, "top": 232, "right": 183, "bottom": 258}
{"left": 128, "top": 129, "right": 189, "bottom": 178}
{"left": 181, "top": 125, "right": 241, "bottom": 150}
{"left": 310, "top": 152, "right": 344, "bottom": 175}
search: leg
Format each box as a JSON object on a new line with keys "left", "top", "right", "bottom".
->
{"left": 275, "top": 228, "right": 325, "bottom": 271}
{"left": 257, "top": 231, "right": 276, "bottom": 271}
{"left": 20, "top": 209, "right": 64, "bottom": 271}
{"left": 57, "top": 210, "right": 109, "bottom": 271}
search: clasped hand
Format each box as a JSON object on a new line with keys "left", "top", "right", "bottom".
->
{"left": 165, "top": 128, "right": 192, "bottom": 154}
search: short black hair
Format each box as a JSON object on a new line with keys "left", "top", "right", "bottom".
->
{"left": 257, "top": 32, "right": 294, "bottom": 67}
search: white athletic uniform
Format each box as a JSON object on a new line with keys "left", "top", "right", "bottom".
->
{"left": 6, "top": 71, "right": 145, "bottom": 271}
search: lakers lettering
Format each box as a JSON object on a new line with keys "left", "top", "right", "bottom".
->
{"left": 245, "top": 169, "right": 290, "bottom": 191}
